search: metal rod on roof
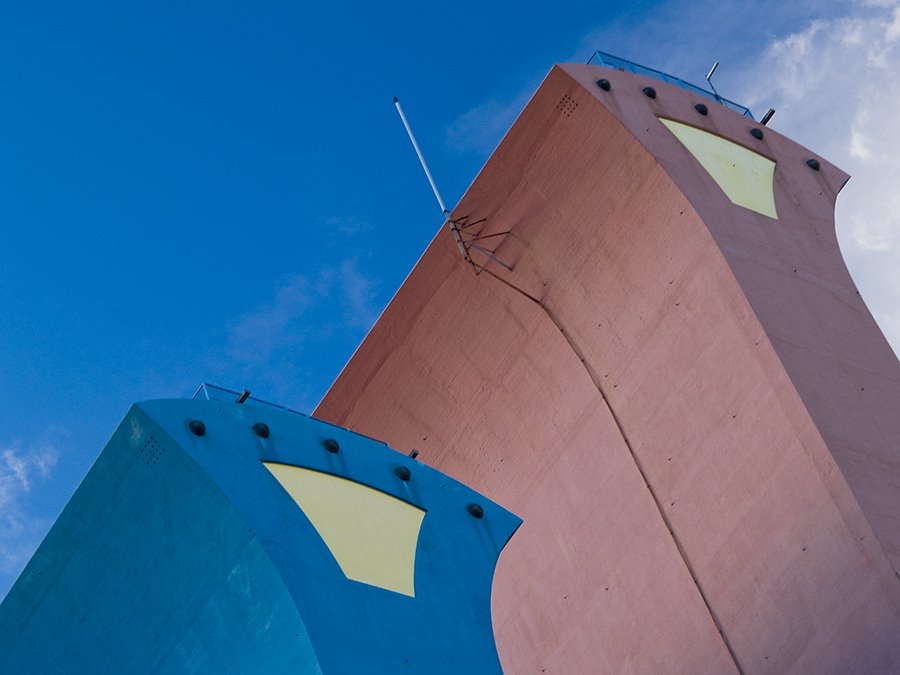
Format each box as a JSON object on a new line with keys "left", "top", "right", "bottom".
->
{"left": 705, "top": 61, "right": 722, "bottom": 102}
{"left": 760, "top": 108, "right": 776, "bottom": 126}
{"left": 393, "top": 97, "right": 471, "bottom": 262}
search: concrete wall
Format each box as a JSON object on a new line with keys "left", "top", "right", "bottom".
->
{"left": 0, "top": 398, "right": 519, "bottom": 673}
{"left": 316, "top": 65, "right": 900, "bottom": 674}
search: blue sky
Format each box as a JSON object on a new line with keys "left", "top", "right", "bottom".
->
{"left": 3, "top": 0, "right": 899, "bottom": 599}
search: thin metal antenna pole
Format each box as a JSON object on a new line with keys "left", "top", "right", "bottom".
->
{"left": 394, "top": 97, "right": 447, "bottom": 213}
{"left": 393, "top": 97, "right": 470, "bottom": 262}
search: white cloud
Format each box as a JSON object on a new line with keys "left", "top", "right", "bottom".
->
{"left": 735, "top": 1, "right": 900, "bottom": 352}
{"left": 443, "top": 1, "right": 900, "bottom": 356}
{"left": 226, "top": 274, "right": 312, "bottom": 365}
{"left": 443, "top": 88, "right": 536, "bottom": 155}
{"left": 322, "top": 215, "right": 373, "bottom": 239}
{"left": 225, "top": 259, "right": 380, "bottom": 366}
{"left": 214, "top": 256, "right": 381, "bottom": 409}
{"left": 338, "top": 259, "right": 380, "bottom": 331}
{"left": 0, "top": 443, "right": 59, "bottom": 573}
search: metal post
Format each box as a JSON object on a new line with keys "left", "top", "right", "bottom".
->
{"left": 393, "top": 97, "right": 471, "bottom": 262}
{"left": 706, "top": 61, "right": 721, "bottom": 102}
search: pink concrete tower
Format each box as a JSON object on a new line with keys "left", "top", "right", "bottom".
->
{"left": 316, "top": 57, "right": 900, "bottom": 673}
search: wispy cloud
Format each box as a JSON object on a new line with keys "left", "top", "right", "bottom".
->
{"left": 213, "top": 254, "right": 382, "bottom": 409}
{"left": 337, "top": 259, "right": 380, "bottom": 330}
{"left": 443, "top": 88, "right": 536, "bottom": 155}
{"left": 0, "top": 442, "right": 59, "bottom": 574}
{"left": 225, "top": 259, "right": 380, "bottom": 366}
{"left": 440, "top": 0, "right": 830, "bottom": 156}
{"left": 441, "top": 1, "right": 900, "bottom": 355}
{"left": 322, "top": 215, "right": 374, "bottom": 239}
{"left": 225, "top": 274, "right": 313, "bottom": 365}
{"left": 735, "top": 0, "right": 900, "bottom": 352}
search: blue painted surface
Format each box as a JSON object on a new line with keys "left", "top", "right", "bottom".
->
{"left": 0, "top": 398, "right": 521, "bottom": 673}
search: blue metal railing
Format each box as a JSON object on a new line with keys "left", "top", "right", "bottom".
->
{"left": 588, "top": 51, "right": 754, "bottom": 119}
{"left": 190, "top": 383, "right": 391, "bottom": 445}
{"left": 192, "top": 383, "right": 308, "bottom": 417}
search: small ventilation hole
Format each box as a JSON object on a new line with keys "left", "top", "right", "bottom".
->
{"left": 139, "top": 436, "right": 166, "bottom": 469}
{"left": 555, "top": 94, "right": 579, "bottom": 118}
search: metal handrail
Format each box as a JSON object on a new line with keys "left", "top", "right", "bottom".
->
{"left": 588, "top": 50, "right": 754, "bottom": 119}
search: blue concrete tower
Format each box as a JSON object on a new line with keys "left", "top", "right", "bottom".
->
{"left": 0, "top": 387, "right": 521, "bottom": 673}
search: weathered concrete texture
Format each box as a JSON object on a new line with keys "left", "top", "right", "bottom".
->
{"left": 316, "top": 64, "right": 900, "bottom": 673}
{"left": 0, "top": 399, "right": 520, "bottom": 674}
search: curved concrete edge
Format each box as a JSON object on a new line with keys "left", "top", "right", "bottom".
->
{"left": 0, "top": 397, "right": 523, "bottom": 674}
{"left": 136, "top": 397, "right": 521, "bottom": 673}
{"left": 562, "top": 62, "right": 900, "bottom": 583}
{"left": 0, "top": 403, "right": 321, "bottom": 674}
{"left": 315, "top": 64, "right": 900, "bottom": 673}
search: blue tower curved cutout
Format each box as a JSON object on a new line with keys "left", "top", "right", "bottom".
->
{"left": 0, "top": 391, "right": 521, "bottom": 673}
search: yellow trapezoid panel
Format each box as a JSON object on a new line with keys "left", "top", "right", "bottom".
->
{"left": 659, "top": 118, "right": 778, "bottom": 219}
{"left": 263, "top": 462, "right": 425, "bottom": 597}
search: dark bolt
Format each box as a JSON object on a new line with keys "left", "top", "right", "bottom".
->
{"left": 467, "top": 503, "right": 484, "bottom": 519}
{"left": 394, "top": 466, "right": 411, "bottom": 481}
{"left": 750, "top": 128, "right": 764, "bottom": 140}
{"left": 252, "top": 422, "right": 270, "bottom": 439}
{"left": 642, "top": 86, "right": 657, "bottom": 99}
{"left": 596, "top": 78, "right": 611, "bottom": 91}
{"left": 806, "top": 158, "right": 821, "bottom": 171}
{"left": 694, "top": 103, "right": 708, "bottom": 115}
{"left": 188, "top": 420, "right": 206, "bottom": 437}
{"left": 322, "top": 438, "right": 340, "bottom": 454}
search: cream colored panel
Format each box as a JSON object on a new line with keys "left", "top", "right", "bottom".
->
{"left": 659, "top": 118, "right": 778, "bottom": 219}
{"left": 263, "top": 462, "right": 425, "bottom": 597}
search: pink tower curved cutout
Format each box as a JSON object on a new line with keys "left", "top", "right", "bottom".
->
{"left": 316, "top": 62, "right": 900, "bottom": 674}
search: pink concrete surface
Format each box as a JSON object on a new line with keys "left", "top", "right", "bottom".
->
{"left": 315, "top": 65, "right": 900, "bottom": 673}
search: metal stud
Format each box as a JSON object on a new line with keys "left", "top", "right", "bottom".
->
{"left": 467, "top": 503, "right": 484, "bottom": 519}
{"left": 806, "top": 158, "right": 821, "bottom": 171}
{"left": 252, "top": 422, "right": 270, "bottom": 439}
{"left": 694, "top": 103, "right": 708, "bottom": 116}
{"left": 596, "top": 78, "right": 611, "bottom": 91}
{"left": 750, "top": 128, "right": 764, "bottom": 140}
{"left": 322, "top": 438, "right": 340, "bottom": 453}
{"left": 188, "top": 420, "right": 206, "bottom": 437}
{"left": 394, "top": 466, "right": 411, "bottom": 481}
{"left": 642, "top": 86, "right": 656, "bottom": 99}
